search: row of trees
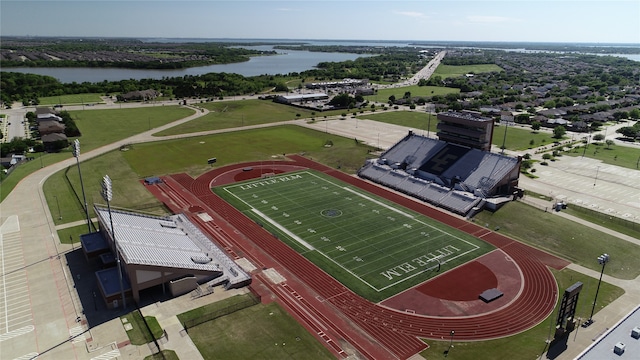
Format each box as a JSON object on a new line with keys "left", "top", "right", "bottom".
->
{"left": 1, "top": 39, "right": 272, "bottom": 69}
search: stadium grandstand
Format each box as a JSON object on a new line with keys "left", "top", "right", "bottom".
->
{"left": 358, "top": 111, "right": 522, "bottom": 217}
{"left": 80, "top": 206, "right": 250, "bottom": 308}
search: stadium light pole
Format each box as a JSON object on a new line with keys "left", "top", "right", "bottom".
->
{"left": 501, "top": 121, "right": 509, "bottom": 154}
{"left": 426, "top": 103, "right": 432, "bottom": 138}
{"left": 102, "top": 175, "right": 126, "bottom": 309}
{"left": 444, "top": 330, "right": 455, "bottom": 357}
{"left": 584, "top": 253, "right": 609, "bottom": 327}
{"left": 73, "top": 139, "right": 92, "bottom": 233}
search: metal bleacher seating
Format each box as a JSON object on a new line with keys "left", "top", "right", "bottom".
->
{"left": 358, "top": 132, "right": 519, "bottom": 216}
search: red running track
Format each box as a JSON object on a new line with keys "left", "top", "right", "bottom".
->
{"left": 150, "top": 157, "right": 569, "bottom": 360}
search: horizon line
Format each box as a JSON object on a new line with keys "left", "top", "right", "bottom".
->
{"left": 2, "top": 35, "right": 639, "bottom": 46}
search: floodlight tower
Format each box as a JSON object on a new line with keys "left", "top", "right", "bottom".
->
{"left": 73, "top": 139, "right": 92, "bottom": 233}
{"left": 101, "top": 175, "right": 126, "bottom": 309}
{"left": 585, "top": 253, "right": 609, "bottom": 327}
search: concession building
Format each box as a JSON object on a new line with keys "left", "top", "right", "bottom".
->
{"left": 81, "top": 206, "right": 250, "bottom": 308}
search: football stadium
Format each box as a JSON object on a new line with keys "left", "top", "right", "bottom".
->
{"left": 69, "top": 111, "right": 567, "bottom": 359}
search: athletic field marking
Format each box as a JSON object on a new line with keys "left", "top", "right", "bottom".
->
{"left": 222, "top": 171, "right": 485, "bottom": 292}
{"left": 251, "top": 209, "right": 315, "bottom": 251}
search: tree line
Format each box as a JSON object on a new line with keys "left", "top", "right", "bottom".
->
{"left": 1, "top": 52, "right": 425, "bottom": 106}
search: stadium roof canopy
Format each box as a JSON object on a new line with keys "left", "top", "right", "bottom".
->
{"left": 95, "top": 207, "right": 232, "bottom": 273}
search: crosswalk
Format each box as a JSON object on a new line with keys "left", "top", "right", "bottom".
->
{"left": 90, "top": 349, "right": 121, "bottom": 360}
{"left": 69, "top": 325, "right": 87, "bottom": 343}
{"left": 11, "top": 351, "right": 39, "bottom": 360}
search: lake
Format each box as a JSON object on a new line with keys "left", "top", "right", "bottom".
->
{"left": 4, "top": 47, "right": 370, "bottom": 83}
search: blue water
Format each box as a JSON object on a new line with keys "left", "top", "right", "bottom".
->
{"left": 5, "top": 47, "right": 369, "bottom": 83}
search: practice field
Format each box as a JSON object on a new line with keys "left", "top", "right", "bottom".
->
{"left": 215, "top": 170, "right": 494, "bottom": 300}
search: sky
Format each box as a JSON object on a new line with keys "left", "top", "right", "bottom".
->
{"left": 1, "top": 0, "right": 639, "bottom": 44}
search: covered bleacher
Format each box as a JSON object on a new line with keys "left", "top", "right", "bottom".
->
{"left": 358, "top": 131, "right": 521, "bottom": 216}
{"left": 87, "top": 206, "right": 251, "bottom": 305}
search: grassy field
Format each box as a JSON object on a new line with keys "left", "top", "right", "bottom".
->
{"left": 215, "top": 170, "right": 494, "bottom": 301}
{"left": 154, "top": 99, "right": 346, "bottom": 136}
{"left": 185, "top": 300, "right": 334, "bottom": 360}
{"left": 56, "top": 223, "right": 98, "bottom": 244}
{"left": 420, "top": 267, "right": 624, "bottom": 360}
{"left": 433, "top": 64, "right": 503, "bottom": 78}
{"left": 38, "top": 93, "right": 105, "bottom": 105}
{"left": 563, "top": 141, "right": 640, "bottom": 170}
{"left": 358, "top": 111, "right": 564, "bottom": 152}
{"left": 69, "top": 106, "right": 194, "bottom": 151}
{"left": 44, "top": 149, "right": 168, "bottom": 225}
{"left": 44, "top": 125, "right": 375, "bottom": 225}
{"left": 0, "top": 106, "right": 193, "bottom": 202}
{"left": 493, "top": 124, "right": 562, "bottom": 151}
{"left": 358, "top": 111, "right": 439, "bottom": 133}
{"left": 144, "top": 350, "right": 179, "bottom": 360}
{"left": 121, "top": 311, "right": 163, "bottom": 345}
{"left": 474, "top": 201, "right": 640, "bottom": 279}
{"left": 365, "top": 85, "right": 460, "bottom": 103}
{"left": 124, "top": 125, "right": 375, "bottom": 178}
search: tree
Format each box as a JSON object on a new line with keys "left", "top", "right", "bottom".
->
{"left": 616, "top": 126, "right": 639, "bottom": 139}
{"left": 531, "top": 121, "right": 541, "bottom": 132}
{"left": 629, "top": 108, "right": 640, "bottom": 120}
{"left": 388, "top": 95, "right": 396, "bottom": 103}
{"left": 553, "top": 125, "right": 566, "bottom": 139}
{"left": 605, "top": 139, "right": 615, "bottom": 149}
{"left": 328, "top": 93, "right": 355, "bottom": 108}
{"left": 592, "top": 134, "right": 605, "bottom": 142}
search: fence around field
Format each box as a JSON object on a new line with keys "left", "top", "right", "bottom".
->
{"left": 182, "top": 293, "right": 261, "bottom": 331}
{"left": 566, "top": 203, "right": 640, "bottom": 231}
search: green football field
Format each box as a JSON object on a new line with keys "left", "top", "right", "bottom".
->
{"left": 216, "top": 170, "right": 494, "bottom": 301}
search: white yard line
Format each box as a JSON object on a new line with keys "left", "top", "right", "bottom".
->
{"left": 251, "top": 209, "right": 315, "bottom": 251}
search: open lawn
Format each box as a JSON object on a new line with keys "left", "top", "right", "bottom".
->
{"left": 216, "top": 170, "right": 493, "bottom": 301}
{"left": 186, "top": 301, "right": 334, "bottom": 360}
{"left": 420, "top": 267, "right": 624, "bottom": 360}
{"left": 563, "top": 141, "right": 640, "bottom": 170}
{"left": 56, "top": 223, "right": 97, "bottom": 244}
{"left": 365, "top": 85, "right": 460, "bottom": 103}
{"left": 356, "top": 111, "right": 561, "bottom": 152}
{"left": 144, "top": 350, "right": 179, "bottom": 360}
{"left": 433, "top": 64, "right": 503, "bottom": 78}
{"left": 1, "top": 106, "right": 193, "bottom": 202}
{"left": 474, "top": 201, "right": 640, "bottom": 279}
{"left": 124, "top": 125, "right": 375, "bottom": 177}
{"left": 357, "top": 111, "right": 438, "bottom": 134}
{"left": 45, "top": 125, "right": 375, "bottom": 224}
{"left": 70, "top": 106, "right": 194, "bottom": 151}
{"left": 494, "top": 124, "right": 562, "bottom": 151}
{"left": 154, "top": 99, "right": 345, "bottom": 136}
{"left": 38, "top": 93, "right": 105, "bottom": 105}
{"left": 121, "top": 311, "right": 163, "bottom": 345}
{"left": 44, "top": 150, "right": 168, "bottom": 225}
